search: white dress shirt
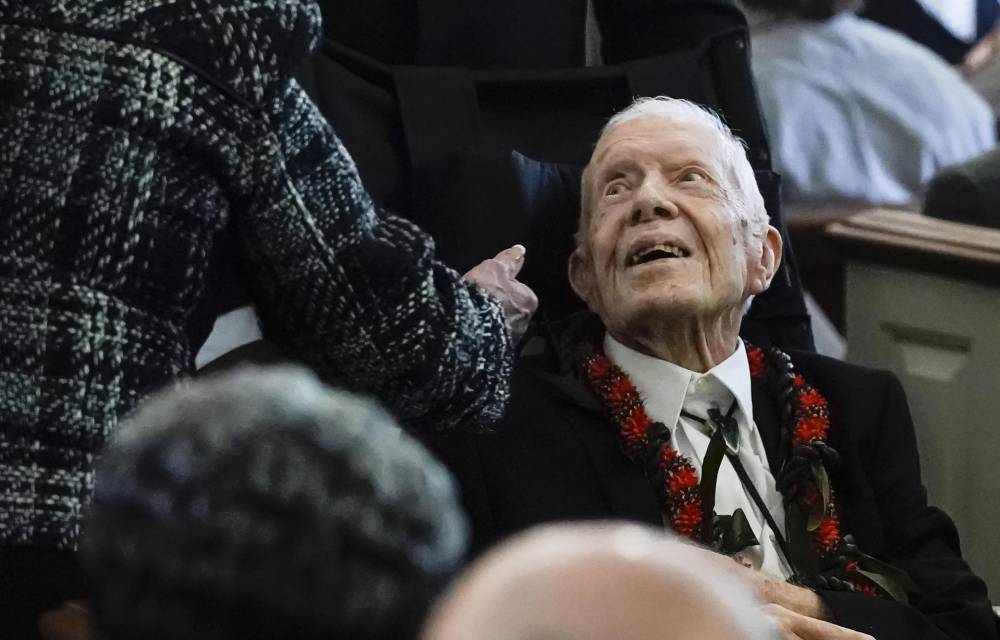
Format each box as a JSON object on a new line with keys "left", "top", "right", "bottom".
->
{"left": 605, "top": 335, "right": 792, "bottom": 579}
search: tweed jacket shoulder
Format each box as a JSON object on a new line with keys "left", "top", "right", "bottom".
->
{"left": 0, "top": 0, "right": 513, "bottom": 550}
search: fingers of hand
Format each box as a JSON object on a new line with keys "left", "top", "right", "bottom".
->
{"left": 761, "top": 605, "right": 799, "bottom": 640}
{"left": 763, "top": 604, "right": 873, "bottom": 640}
{"left": 462, "top": 255, "right": 538, "bottom": 337}
{"left": 507, "top": 315, "right": 531, "bottom": 343}
{"left": 510, "top": 280, "right": 539, "bottom": 316}
{"left": 492, "top": 244, "right": 527, "bottom": 278}
{"left": 462, "top": 259, "right": 504, "bottom": 289}
{"left": 464, "top": 260, "right": 536, "bottom": 309}
{"left": 503, "top": 282, "right": 538, "bottom": 342}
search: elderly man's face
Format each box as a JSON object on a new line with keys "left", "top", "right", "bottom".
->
{"left": 570, "top": 116, "right": 777, "bottom": 339}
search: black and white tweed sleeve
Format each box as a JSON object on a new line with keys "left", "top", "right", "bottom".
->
{"left": 240, "top": 80, "right": 514, "bottom": 432}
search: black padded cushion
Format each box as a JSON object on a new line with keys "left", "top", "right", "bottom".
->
{"left": 298, "top": 22, "right": 814, "bottom": 350}
{"left": 411, "top": 149, "right": 585, "bottom": 320}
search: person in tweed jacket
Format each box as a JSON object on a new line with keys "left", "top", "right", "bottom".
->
{"left": 0, "top": 0, "right": 535, "bottom": 629}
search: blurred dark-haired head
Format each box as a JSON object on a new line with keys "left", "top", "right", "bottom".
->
{"left": 740, "top": 0, "right": 862, "bottom": 20}
{"left": 81, "top": 366, "right": 467, "bottom": 640}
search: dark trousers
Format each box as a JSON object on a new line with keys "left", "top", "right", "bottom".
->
{"left": 1, "top": 546, "right": 88, "bottom": 639}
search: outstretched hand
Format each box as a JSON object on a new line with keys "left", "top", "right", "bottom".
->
{"left": 463, "top": 245, "right": 539, "bottom": 344}
{"left": 764, "top": 603, "right": 875, "bottom": 640}
{"left": 694, "top": 547, "right": 872, "bottom": 639}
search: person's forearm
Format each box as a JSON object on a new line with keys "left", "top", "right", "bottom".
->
{"left": 243, "top": 80, "right": 513, "bottom": 431}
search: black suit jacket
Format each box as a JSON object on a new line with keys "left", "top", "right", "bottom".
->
{"left": 428, "top": 343, "right": 998, "bottom": 640}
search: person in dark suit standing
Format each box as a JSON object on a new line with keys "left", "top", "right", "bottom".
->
{"left": 430, "top": 96, "right": 999, "bottom": 640}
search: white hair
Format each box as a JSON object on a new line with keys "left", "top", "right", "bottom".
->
{"left": 579, "top": 97, "right": 769, "bottom": 243}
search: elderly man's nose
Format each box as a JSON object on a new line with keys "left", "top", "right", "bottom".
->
{"left": 629, "top": 199, "right": 678, "bottom": 225}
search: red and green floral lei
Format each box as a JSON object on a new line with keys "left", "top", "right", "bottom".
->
{"left": 581, "top": 339, "right": 880, "bottom": 596}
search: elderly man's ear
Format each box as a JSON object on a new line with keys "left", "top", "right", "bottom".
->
{"left": 748, "top": 226, "right": 783, "bottom": 295}
{"left": 568, "top": 249, "right": 596, "bottom": 309}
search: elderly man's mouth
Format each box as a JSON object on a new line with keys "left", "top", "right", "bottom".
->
{"left": 627, "top": 242, "right": 691, "bottom": 267}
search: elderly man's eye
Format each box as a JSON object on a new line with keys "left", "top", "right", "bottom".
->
{"left": 604, "top": 182, "right": 629, "bottom": 197}
{"left": 679, "top": 170, "right": 708, "bottom": 183}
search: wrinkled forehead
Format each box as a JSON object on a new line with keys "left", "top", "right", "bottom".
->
{"left": 590, "top": 115, "right": 729, "bottom": 178}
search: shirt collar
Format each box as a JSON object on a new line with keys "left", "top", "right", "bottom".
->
{"left": 603, "top": 334, "right": 754, "bottom": 433}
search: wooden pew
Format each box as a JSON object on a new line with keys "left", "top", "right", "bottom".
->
{"left": 829, "top": 208, "right": 1000, "bottom": 595}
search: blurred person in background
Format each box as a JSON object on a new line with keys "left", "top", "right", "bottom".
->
{"left": 743, "top": 0, "right": 995, "bottom": 207}
{"left": 423, "top": 523, "right": 837, "bottom": 640}
{"left": 80, "top": 366, "right": 467, "bottom": 640}
{"left": 0, "top": 1, "right": 534, "bottom": 634}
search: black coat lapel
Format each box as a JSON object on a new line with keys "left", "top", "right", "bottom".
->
{"left": 537, "top": 371, "right": 663, "bottom": 527}
{"left": 751, "top": 376, "right": 783, "bottom": 476}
